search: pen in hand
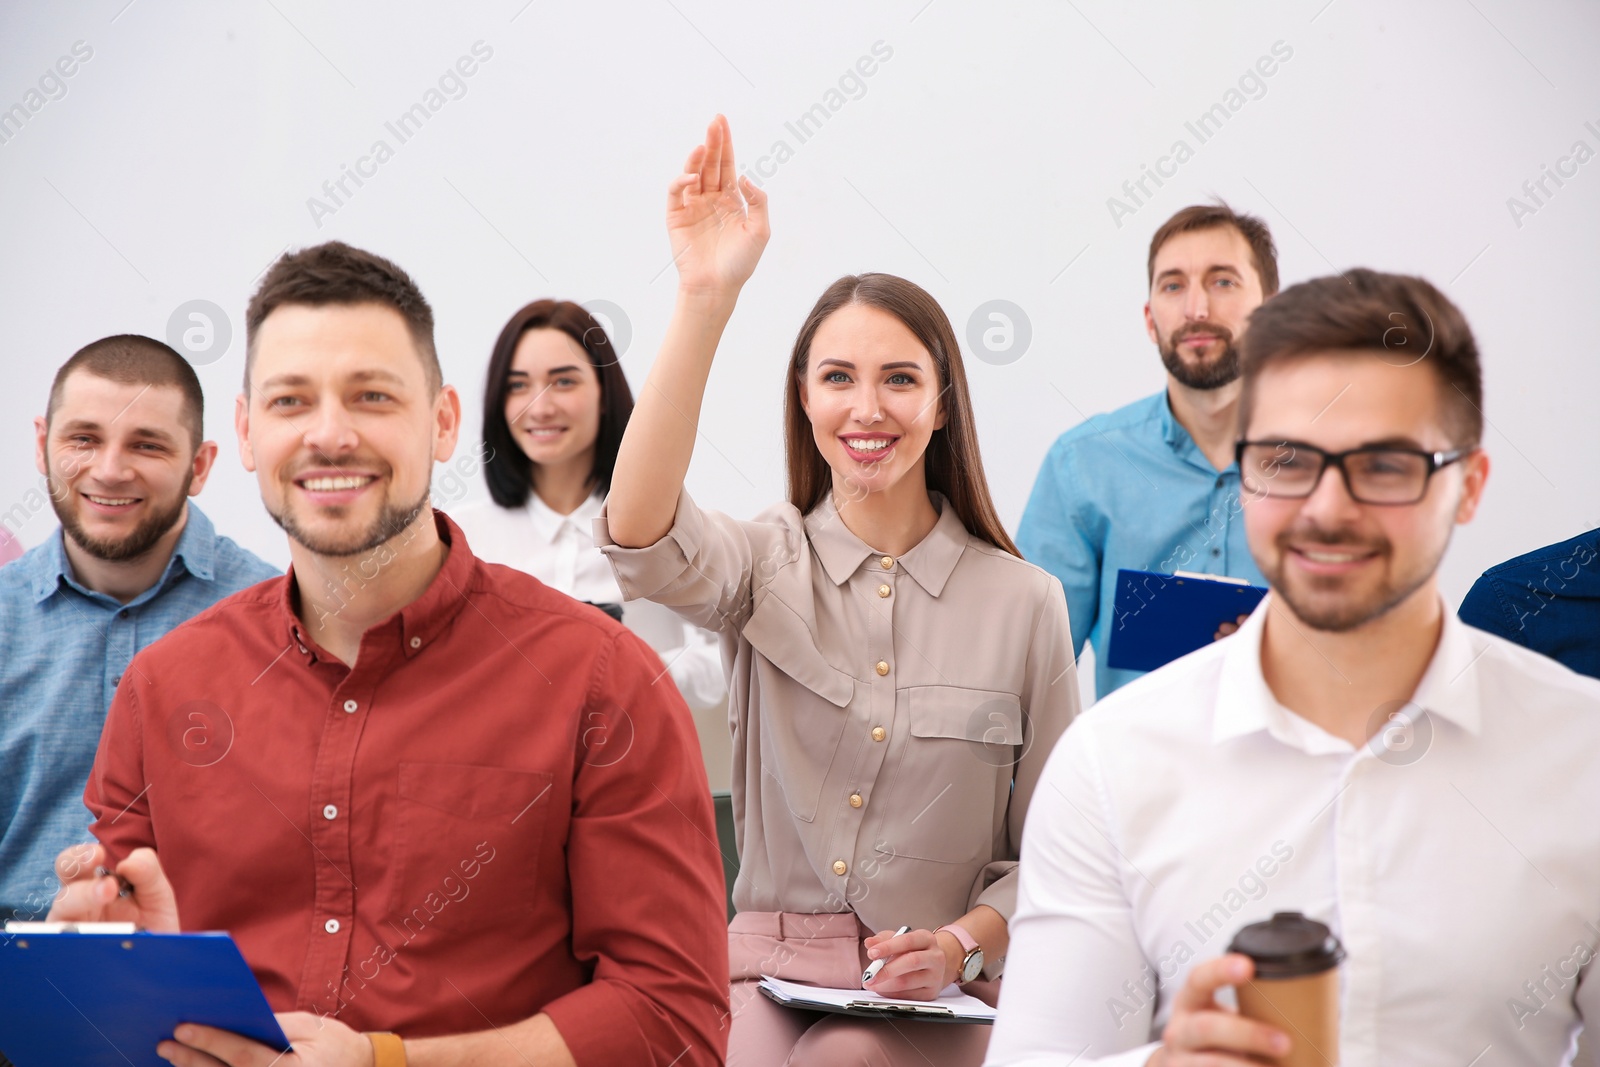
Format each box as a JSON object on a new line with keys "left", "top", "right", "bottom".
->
{"left": 94, "top": 866, "right": 134, "bottom": 898}
{"left": 861, "top": 925, "right": 911, "bottom": 986}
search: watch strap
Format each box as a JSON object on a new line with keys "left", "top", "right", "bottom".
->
{"left": 936, "top": 923, "right": 983, "bottom": 982}
{"left": 936, "top": 923, "right": 978, "bottom": 955}
{"left": 367, "top": 1032, "right": 406, "bottom": 1067}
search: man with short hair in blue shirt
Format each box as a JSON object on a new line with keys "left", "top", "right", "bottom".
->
{"left": 1018, "top": 203, "right": 1275, "bottom": 699}
{"left": 1458, "top": 526, "right": 1600, "bottom": 680}
{"left": 0, "top": 334, "right": 276, "bottom": 922}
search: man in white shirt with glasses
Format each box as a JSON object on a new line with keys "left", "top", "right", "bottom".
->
{"left": 987, "top": 268, "right": 1600, "bottom": 1066}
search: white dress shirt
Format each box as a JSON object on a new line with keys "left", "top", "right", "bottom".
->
{"left": 451, "top": 492, "right": 726, "bottom": 711}
{"left": 987, "top": 598, "right": 1600, "bottom": 1067}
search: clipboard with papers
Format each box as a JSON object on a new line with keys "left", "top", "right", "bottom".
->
{"left": 1105, "top": 568, "right": 1269, "bottom": 673}
{"left": 757, "top": 974, "right": 997, "bottom": 1024}
{"left": 0, "top": 922, "right": 289, "bottom": 1067}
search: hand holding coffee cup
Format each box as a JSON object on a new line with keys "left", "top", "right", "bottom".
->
{"left": 1227, "top": 912, "right": 1345, "bottom": 1067}
{"left": 1154, "top": 954, "right": 1293, "bottom": 1066}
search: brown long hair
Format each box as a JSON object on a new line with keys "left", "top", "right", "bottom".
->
{"left": 784, "top": 274, "right": 1019, "bottom": 557}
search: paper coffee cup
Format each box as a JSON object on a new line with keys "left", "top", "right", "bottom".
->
{"left": 1227, "top": 911, "right": 1344, "bottom": 1067}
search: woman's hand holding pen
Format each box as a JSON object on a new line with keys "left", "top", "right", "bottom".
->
{"left": 666, "top": 114, "right": 769, "bottom": 301}
{"left": 860, "top": 926, "right": 961, "bottom": 1000}
{"left": 46, "top": 842, "right": 181, "bottom": 932}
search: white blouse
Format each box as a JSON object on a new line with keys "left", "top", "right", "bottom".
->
{"left": 451, "top": 491, "right": 726, "bottom": 712}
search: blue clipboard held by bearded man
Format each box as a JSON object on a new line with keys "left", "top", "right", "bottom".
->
{"left": 1105, "top": 568, "right": 1269, "bottom": 673}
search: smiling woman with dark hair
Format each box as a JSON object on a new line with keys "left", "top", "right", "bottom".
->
{"left": 453, "top": 299, "right": 725, "bottom": 712}
{"left": 476, "top": 299, "right": 633, "bottom": 509}
{"left": 599, "top": 116, "right": 1083, "bottom": 1066}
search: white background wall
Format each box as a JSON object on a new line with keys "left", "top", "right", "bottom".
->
{"left": 2, "top": 1, "right": 1596, "bottom": 688}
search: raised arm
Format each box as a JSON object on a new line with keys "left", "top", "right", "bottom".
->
{"left": 607, "top": 114, "right": 770, "bottom": 548}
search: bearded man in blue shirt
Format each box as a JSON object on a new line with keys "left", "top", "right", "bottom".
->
{"left": 1018, "top": 202, "right": 1276, "bottom": 699}
{"left": 0, "top": 335, "right": 277, "bottom": 922}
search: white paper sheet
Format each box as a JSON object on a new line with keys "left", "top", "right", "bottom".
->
{"left": 758, "top": 974, "right": 997, "bottom": 1021}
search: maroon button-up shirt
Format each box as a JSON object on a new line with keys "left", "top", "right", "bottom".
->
{"left": 86, "top": 512, "right": 730, "bottom": 1066}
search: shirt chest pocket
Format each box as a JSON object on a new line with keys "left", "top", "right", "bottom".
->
{"left": 871, "top": 686, "right": 1021, "bottom": 865}
{"left": 743, "top": 594, "right": 856, "bottom": 823}
{"left": 389, "top": 763, "right": 554, "bottom": 936}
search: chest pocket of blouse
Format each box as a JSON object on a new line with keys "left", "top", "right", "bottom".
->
{"left": 389, "top": 763, "right": 553, "bottom": 936}
{"left": 743, "top": 594, "right": 855, "bottom": 823}
{"left": 872, "top": 686, "right": 1021, "bottom": 865}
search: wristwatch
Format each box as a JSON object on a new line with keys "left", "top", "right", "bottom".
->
{"left": 367, "top": 1032, "right": 406, "bottom": 1067}
{"left": 936, "top": 922, "right": 984, "bottom": 984}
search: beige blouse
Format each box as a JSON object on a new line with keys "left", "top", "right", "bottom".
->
{"left": 596, "top": 489, "right": 1082, "bottom": 953}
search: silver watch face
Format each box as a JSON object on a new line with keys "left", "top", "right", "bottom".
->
{"left": 961, "top": 948, "right": 984, "bottom": 983}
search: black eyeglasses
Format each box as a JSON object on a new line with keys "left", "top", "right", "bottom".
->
{"left": 1235, "top": 440, "right": 1470, "bottom": 505}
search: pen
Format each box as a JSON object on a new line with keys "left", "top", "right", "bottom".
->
{"left": 94, "top": 866, "right": 134, "bottom": 898}
{"left": 861, "top": 925, "right": 910, "bottom": 985}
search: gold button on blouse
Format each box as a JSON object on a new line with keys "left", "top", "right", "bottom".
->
{"left": 875, "top": 661, "right": 890, "bottom": 676}
{"left": 849, "top": 793, "right": 864, "bottom": 808}
{"left": 880, "top": 556, "right": 894, "bottom": 569}
{"left": 832, "top": 859, "right": 848, "bottom": 875}
{"left": 872, "top": 726, "right": 887, "bottom": 741}
{"left": 877, "top": 584, "right": 891, "bottom": 598}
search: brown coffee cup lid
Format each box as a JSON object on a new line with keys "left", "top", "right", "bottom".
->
{"left": 1227, "top": 912, "right": 1345, "bottom": 978}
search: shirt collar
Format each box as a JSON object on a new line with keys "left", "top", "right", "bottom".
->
{"left": 1160, "top": 390, "right": 1195, "bottom": 453}
{"left": 804, "top": 491, "right": 968, "bottom": 597}
{"left": 526, "top": 489, "right": 604, "bottom": 546}
{"left": 28, "top": 501, "right": 217, "bottom": 605}
{"left": 28, "top": 528, "right": 74, "bottom": 603}
{"left": 1212, "top": 601, "right": 1288, "bottom": 743}
{"left": 1213, "top": 595, "right": 1484, "bottom": 749}
{"left": 171, "top": 502, "right": 218, "bottom": 582}
{"left": 1407, "top": 608, "right": 1484, "bottom": 734}
{"left": 1159, "top": 390, "right": 1230, "bottom": 473}
{"left": 280, "top": 509, "right": 478, "bottom": 664}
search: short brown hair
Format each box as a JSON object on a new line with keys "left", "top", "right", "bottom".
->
{"left": 1238, "top": 268, "right": 1484, "bottom": 448}
{"left": 481, "top": 299, "right": 635, "bottom": 506}
{"left": 244, "top": 241, "right": 440, "bottom": 395}
{"left": 1148, "top": 201, "right": 1279, "bottom": 297}
{"left": 48, "top": 334, "right": 204, "bottom": 451}
{"left": 785, "top": 273, "right": 1019, "bottom": 557}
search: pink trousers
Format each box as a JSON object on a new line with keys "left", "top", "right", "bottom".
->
{"left": 726, "top": 911, "right": 998, "bottom": 1067}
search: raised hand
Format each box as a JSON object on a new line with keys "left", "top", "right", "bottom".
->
{"left": 606, "top": 114, "right": 770, "bottom": 550}
{"left": 666, "top": 114, "right": 770, "bottom": 297}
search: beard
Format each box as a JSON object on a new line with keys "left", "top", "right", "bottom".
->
{"left": 1262, "top": 524, "right": 1436, "bottom": 633}
{"left": 51, "top": 471, "right": 192, "bottom": 563}
{"left": 267, "top": 482, "right": 431, "bottom": 558}
{"left": 1159, "top": 323, "right": 1241, "bottom": 390}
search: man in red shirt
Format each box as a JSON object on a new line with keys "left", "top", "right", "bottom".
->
{"left": 50, "top": 241, "right": 730, "bottom": 1067}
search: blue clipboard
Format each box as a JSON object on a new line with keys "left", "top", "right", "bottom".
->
{"left": 1105, "top": 568, "right": 1268, "bottom": 673}
{"left": 0, "top": 926, "right": 289, "bottom": 1067}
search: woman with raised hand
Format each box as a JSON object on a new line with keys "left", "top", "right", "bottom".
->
{"left": 454, "top": 299, "right": 725, "bottom": 712}
{"left": 599, "top": 116, "right": 1081, "bottom": 1066}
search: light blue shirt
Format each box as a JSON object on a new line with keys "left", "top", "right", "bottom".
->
{"left": 1017, "top": 391, "right": 1264, "bottom": 700}
{"left": 0, "top": 504, "right": 277, "bottom": 916}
